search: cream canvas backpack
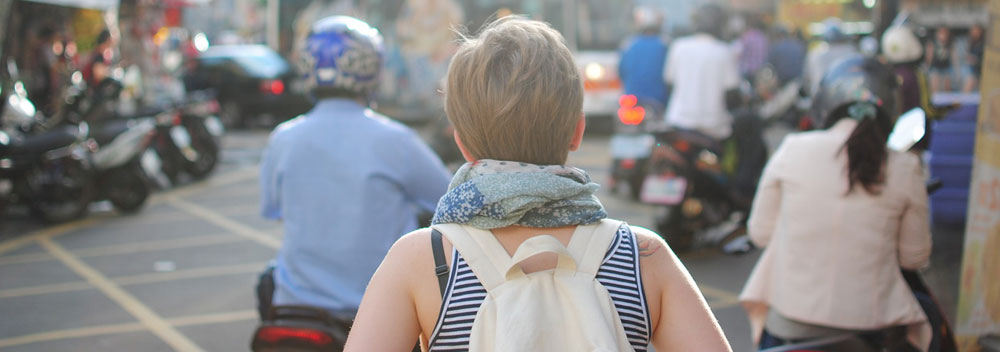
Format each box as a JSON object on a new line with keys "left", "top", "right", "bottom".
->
{"left": 433, "top": 219, "right": 634, "bottom": 352}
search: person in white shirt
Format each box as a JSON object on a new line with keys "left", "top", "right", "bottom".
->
{"left": 663, "top": 3, "right": 741, "bottom": 140}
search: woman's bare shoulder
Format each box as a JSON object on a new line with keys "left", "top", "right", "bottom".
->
{"left": 379, "top": 228, "right": 436, "bottom": 280}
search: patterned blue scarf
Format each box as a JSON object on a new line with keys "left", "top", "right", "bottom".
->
{"left": 431, "top": 160, "right": 607, "bottom": 229}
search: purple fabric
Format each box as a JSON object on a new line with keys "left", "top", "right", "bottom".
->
{"left": 740, "top": 29, "right": 768, "bottom": 75}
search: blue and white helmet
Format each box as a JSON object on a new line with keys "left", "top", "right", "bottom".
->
{"left": 301, "top": 16, "right": 384, "bottom": 98}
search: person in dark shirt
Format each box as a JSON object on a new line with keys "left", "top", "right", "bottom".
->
{"left": 83, "top": 29, "right": 113, "bottom": 88}
{"left": 767, "top": 26, "right": 806, "bottom": 85}
{"left": 925, "top": 27, "right": 953, "bottom": 92}
{"left": 964, "top": 24, "right": 985, "bottom": 92}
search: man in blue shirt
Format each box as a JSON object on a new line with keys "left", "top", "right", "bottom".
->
{"left": 618, "top": 8, "right": 669, "bottom": 110}
{"left": 257, "top": 17, "right": 451, "bottom": 319}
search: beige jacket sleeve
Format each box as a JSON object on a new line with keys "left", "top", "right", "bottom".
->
{"left": 897, "top": 153, "right": 932, "bottom": 270}
{"left": 747, "top": 138, "right": 788, "bottom": 247}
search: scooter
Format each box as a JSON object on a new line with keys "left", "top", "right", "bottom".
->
{"left": 61, "top": 75, "right": 157, "bottom": 213}
{"left": 148, "top": 92, "right": 223, "bottom": 187}
{"left": 610, "top": 95, "right": 660, "bottom": 200}
{"left": 760, "top": 108, "right": 958, "bottom": 352}
{"left": 0, "top": 62, "right": 96, "bottom": 223}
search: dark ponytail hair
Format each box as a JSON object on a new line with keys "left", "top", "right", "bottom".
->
{"left": 833, "top": 104, "right": 894, "bottom": 195}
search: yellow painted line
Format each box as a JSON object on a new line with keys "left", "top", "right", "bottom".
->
{"left": 0, "top": 281, "right": 94, "bottom": 299}
{"left": 0, "top": 261, "right": 266, "bottom": 300}
{"left": 38, "top": 237, "right": 204, "bottom": 352}
{"left": 699, "top": 284, "right": 742, "bottom": 310}
{"left": 169, "top": 310, "right": 258, "bottom": 327}
{"left": 0, "top": 252, "right": 52, "bottom": 266}
{"left": 72, "top": 233, "right": 245, "bottom": 258}
{"left": 163, "top": 195, "right": 280, "bottom": 249}
{"left": 153, "top": 166, "right": 258, "bottom": 203}
{"left": 0, "top": 234, "right": 243, "bottom": 267}
{"left": 0, "top": 322, "right": 146, "bottom": 349}
{"left": 0, "top": 309, "right": 259, "bottom": 348}
{"left": 0, "top": 217, "right": 100, "bottom": 256}
{"left": 113, "top": 262, "right": 268, "bottom": 286}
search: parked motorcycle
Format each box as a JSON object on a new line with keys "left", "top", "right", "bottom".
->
{"left": 610, "top": 95, "right": 660, "bottom": 200}
{"left": 149, "top": 91, "right": 223, "bottom": 186}
{"left": 0, "top": 61, "right": 97, "bottom": 223}
{"left": 60, "top": 75, "right": 157, "bottom": 213}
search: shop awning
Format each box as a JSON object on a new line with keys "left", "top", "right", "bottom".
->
{"left": 20, "top": 0, "right": 118, "bottom": 9}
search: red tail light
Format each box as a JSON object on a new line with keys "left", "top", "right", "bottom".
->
{"left": 617, "top": 95, "right": 645, "bottom": 125}
{"left": 255, "top": 326, "right": 333, "bottom": 345}
{"left": 260, "top": 80, "right": 285, "bottom": 95}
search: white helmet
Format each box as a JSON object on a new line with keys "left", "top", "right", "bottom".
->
{"left": 634, "top": 7, "right": 662, "bottom": 32}
{"left": 881, "top": 26, "right": 922, "bottom": 64}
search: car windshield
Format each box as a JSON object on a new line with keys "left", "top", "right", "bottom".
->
{"left": 203, "top": 46, "right": 289, "bottom": 78}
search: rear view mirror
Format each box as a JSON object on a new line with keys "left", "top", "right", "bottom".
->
{"left": 887, "top": 108, "right": 926, "bottom": 152}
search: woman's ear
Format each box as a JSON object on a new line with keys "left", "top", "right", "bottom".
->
{"left": 453, "top": 130, "right": 476, "bottom": 162}
{"left": 569, "top": 113, "right": 586, "bottom": 151}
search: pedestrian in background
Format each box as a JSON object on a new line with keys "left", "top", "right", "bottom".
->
{"left": 345, "top": 16, "right": 731, "bottom": 352}
{"left": 926, "top": 27, "right": 954, "bottom": 92}
{"left": 738, "top": 13, "right": 769, "bottom": 79}
{"left": 256, "top": 16, "right": 451, "bottom": 347}
{"left": 963, "top": 24, "right": 985, "bottom": 93}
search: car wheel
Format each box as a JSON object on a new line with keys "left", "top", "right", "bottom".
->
{"left": 219, "top": 101, "right": 244, "bottom": 129}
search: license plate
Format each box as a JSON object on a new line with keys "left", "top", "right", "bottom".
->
{"left": 169, "top": 125, "right": 192, "bottom": 148}
{"left": 610, "top": 134, "right": 654, "bottom": 159}
{"left": 640, "top": 175, "right": 687, "bottom": 205}
{"left": 205, "top": 116, "right": 225, "bottom": 137}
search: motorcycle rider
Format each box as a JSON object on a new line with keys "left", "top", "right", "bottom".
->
{"left": 257, "top": 15, "right": 451, "bottom": 332}
{"left": 802, "top": 18, "right": 858, "bottom": 101}
{"left": 619, "top": 7, "right": 669, "bottom": 117}
{"left": 740, "top": 56, "right": 931, "bottom": 351}
{"left": 663, "top": 3, "right": 766, "bottom": 205}
{"left": 881, "top": 24, "right": 949, "bottom": 151}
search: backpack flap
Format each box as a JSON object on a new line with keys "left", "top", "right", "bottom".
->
{"left": 434, "top": 221, "right": 634, "bottom": 352}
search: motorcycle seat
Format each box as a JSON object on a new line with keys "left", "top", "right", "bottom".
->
{"left": 91, "top": 119, "right": 133, "bottom": 146}
{"left": 4, "top": 125, "right": 80, "bottom": 157}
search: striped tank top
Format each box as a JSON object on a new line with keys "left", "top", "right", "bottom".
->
{"left": 428, "top": 224, "right": 651, "bottom": 351}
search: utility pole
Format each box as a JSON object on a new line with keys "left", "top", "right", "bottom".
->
{"left": 267, "top": 0, "right": 279, "bottom": 50}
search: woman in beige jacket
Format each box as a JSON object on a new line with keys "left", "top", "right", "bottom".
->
{"left": 740, "top": 56, "right": 932, "bottom": 351}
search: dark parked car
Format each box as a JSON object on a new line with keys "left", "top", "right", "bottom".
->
{"left": 183, "top": 45, "right": 313, "bottom": 128}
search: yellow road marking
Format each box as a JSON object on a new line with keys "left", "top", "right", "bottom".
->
{"left": 0, "top": 261, "right": 267, "bottom": 299}
{"left": 38, "top": 237, "right": 204, "bottom": 352}
{"left": 72, "top": 233, "right": 245, "bottom": 258}
{"left": 0, "top": 322, "right": 146, "bottom": 349}
{"left": 0, "top": 233, "right": 244, "bottom": 267}
{"left": 153, "top": 166, "right": 258, "bottom": 203}
{"left": 0, "top": 217, "right": 100, "bottom": 256}
{"left": 0, "top": 281, "right": 93, "bottom": 299}
{"left": 163, "top": 195, "right": 280, "bottom": 249}
{"left": 0, "top": 309, "right": 259, "bottom": 349}
{"left": 0, "top": 252, "right": 52, "bottom": 266}
{"left": 113, "top": 262, "right": 268, "bottom": 286}
{"left": 699, "top": 284, "right": 742, "bottom": 310}
{"left": 169, "top": 309, "right": 258, "bottom": 327}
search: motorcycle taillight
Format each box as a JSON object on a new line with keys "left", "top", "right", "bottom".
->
{"left": 617, "top": 95, "right": 645, "bottom": 125}
{"left": 255, "top": 326, "right": 333, "bottom": 346}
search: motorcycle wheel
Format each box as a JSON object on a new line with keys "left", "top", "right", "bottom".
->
{"left": 106, "top": 163, "right": 150, "bottom": 214}
{"left": 182, "top": 120, "right": 219, "bottom": 179}
{"left": 656, "top": 205, "right": 695, "bottom": 252}
{"left": 27, "top": 160, "right": 95, "bottom": 223}
{"left": 155, "top": 142, "right": 182, "bottom": 185}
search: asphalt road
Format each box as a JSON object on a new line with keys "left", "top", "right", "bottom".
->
{"left": 0, "top": 122, "right": 960, "bottom": 352}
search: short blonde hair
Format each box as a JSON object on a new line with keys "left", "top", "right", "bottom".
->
{"left": 445, "top": 16, "right": 583, "bottom": 165}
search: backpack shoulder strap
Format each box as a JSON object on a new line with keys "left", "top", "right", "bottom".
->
{"left": 566, "top": 219, "right": 624, "bottom": 277}
{"left": 430, "top": 229, "right": 448, "bottom": 296}
{"left": 433, "top": 224, "right": 509, "bottom": 290}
